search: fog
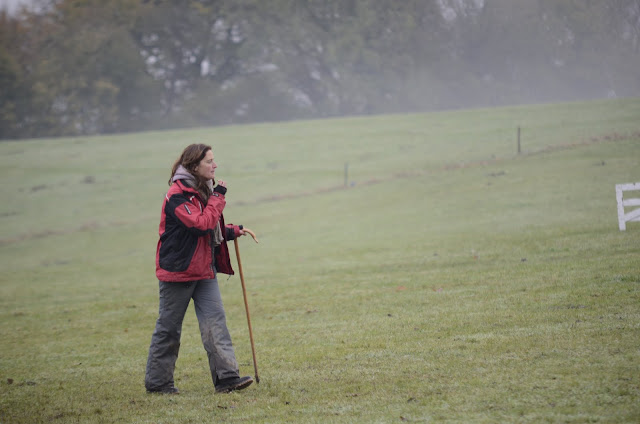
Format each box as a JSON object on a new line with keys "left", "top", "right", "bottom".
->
{"left": 1, "top": 0, "right": 639, "bottom": 139}
{"left": 0, "top": 0, "right": 31, "bottom": 15}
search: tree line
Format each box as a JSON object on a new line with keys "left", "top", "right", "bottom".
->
{"left": 1, "top": 0, "right": 639, "bottom": 140}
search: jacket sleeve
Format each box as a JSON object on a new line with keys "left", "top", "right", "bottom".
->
{"left": 225, "top": 224, "right": 243, "bottom": 240}
{"left": 165, "top": 192, "right": 226, "bottom": 235}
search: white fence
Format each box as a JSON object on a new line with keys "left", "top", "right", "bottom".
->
{"left": 616, "top": 182, "right": 640, "bottom": 231}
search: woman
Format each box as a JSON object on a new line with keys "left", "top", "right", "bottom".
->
{"left": 145, "top": 143, "right": 253, "bottom": 394}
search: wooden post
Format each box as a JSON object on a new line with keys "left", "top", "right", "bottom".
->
{"left": 344, "top": 162, "right": 349, "bottom": 187}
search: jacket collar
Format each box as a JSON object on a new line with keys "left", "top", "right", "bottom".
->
{"left": 174, "top": 179, "right": 200, "bottom": 197}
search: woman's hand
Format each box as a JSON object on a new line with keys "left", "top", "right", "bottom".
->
{"left": 227, "top": 225, "right": 258, "bottom": 242}
{"left": 213, "top": 179, "right": 227, "bottom": 195}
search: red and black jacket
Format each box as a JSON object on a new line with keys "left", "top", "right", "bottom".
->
{"left": 155, "top": 180, "right": 236, "bottom": 282}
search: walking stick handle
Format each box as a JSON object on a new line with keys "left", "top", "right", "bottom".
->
{"left": 242, "top": 227, "right": 259, "bottom": 243}
{"left": 234, "top": 238, "right": 260, "bottom": 384}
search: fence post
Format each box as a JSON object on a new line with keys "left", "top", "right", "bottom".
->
{"left": 616, "top": 182, "right": 640, "bottom": 231}
{"left": 344, "top": 162, "right": 349, "bottom": 187}
{"left": 617, "top": 185, "right": 626, "bottom": 231}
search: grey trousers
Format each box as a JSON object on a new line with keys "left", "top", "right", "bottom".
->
{"left": 145, "top": 277, "right": 240, "bottom": 391}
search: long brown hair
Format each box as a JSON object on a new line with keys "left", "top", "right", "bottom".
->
{"left": 169, "top": 143, "right": 213, "bottom": 199}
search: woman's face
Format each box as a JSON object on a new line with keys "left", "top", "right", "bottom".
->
{"left": 195, "top": 149, "right": 217, "bottom": 181}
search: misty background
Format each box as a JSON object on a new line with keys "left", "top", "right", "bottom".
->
{"left": 1, "top": 0, "right": 639, "bottom": 140}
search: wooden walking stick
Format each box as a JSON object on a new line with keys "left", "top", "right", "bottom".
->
{"left": 234, "top": 228, "right": 260, "bottom": 383}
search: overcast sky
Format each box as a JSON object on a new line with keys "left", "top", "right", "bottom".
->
{"left": 0, "top": 0, "right": 32, "bottom": 14}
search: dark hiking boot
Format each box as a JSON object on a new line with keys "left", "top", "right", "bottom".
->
{"left": 215, "top": 376, "right": 253, "bottom": 393}
{"left": 147, "top": 385, "right": 180, "bottom": 394}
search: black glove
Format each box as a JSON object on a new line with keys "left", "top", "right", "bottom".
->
{"left": 213, "top": 184, "right": 227, "bottom": 195}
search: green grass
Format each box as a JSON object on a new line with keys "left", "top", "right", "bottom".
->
{"left": 1, "top": 98, "right": 639, "bottom": 423}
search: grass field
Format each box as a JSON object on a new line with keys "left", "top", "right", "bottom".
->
{"left": 1, "top": 98, "right": 639, "bottom": 423}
